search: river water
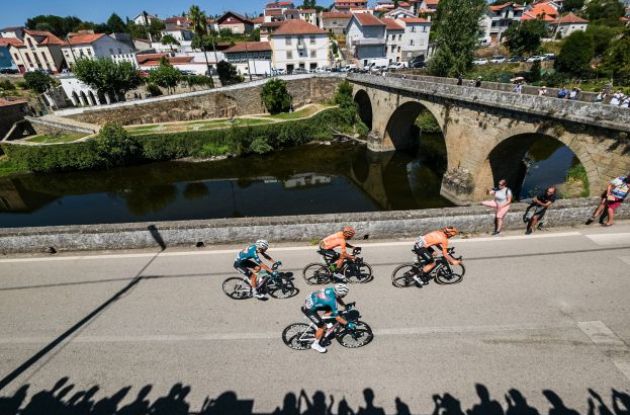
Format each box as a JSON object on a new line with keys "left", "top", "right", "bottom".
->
{"left": 0, "top": 135, "right": 579, "bottom": 228}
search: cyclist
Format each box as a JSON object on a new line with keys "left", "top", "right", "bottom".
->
{"left": 301, "top": 284, "right": 353, "bottom": 353}
{"left": 233, "top": 239, "right": 278, "bottom": 299}
{"left": 413, "top": 226, "right": 461, "bottom": 286}
{"left": 319, "top": 226, "right": 356, "bottom": 282}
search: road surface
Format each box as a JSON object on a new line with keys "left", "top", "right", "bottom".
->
{"left": 1, "top": 224, "right": 630, "bottom": 414}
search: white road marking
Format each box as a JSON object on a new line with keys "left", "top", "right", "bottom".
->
{"left": 612, "top": 360, "right": 630, "bottom": 382}
{"left": 585, "top": 233, "right": 630, "bottom": 246}
{"left": 0, "top": 232, "right": 582, "bottom": 264}
{"left": 578, "top": 321, "right": 630, "bottom": 381}
{"left": 0, "top": 322, "right": 577, "bottom": 345}
{"left": 619, "top": 256, "right": 630, "bottom": 266}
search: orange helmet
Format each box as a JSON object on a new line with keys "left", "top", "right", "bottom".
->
{"left": 342, "top": 226, "right": 356, "bottom": 238}
{"left": 442, "top": 226, "right": 458, "bottom": 238}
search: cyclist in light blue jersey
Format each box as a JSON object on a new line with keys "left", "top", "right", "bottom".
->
{"left": 233, "top": 239, "right": 277, "bottom": 299}
{"left": 301, "top": 284, "right": 353, "bottom": 353}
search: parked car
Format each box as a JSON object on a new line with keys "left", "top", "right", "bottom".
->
{"left": 388, "top": 62, "right": 406, "bottom": 70}
{"left": 0, "top": 68, "right": 19, "bottom": 74}
{"left": 409, "top": 55, "right": 425, "bottom": 65}
{"left": 490, "top": 55, "right": 506, "bottom": 64}
{"left": 508, "top": 56, "right": 524, "bottom": 63}
{"left": 472, "top": 58, "right": 489, "bottom": 65}
{"left": 409, "top": 60, "right": 426, "bottom": 68}
{"left": 526, "top": 56, "right": 544, "bottom": 63}
{"left": 369, "top": 64, "right": 387, "bottom": 73}
{"left": 291, "top": 68, "right": 308, "bottom": 74}
{"left": 544, "top": 53, "right": 556, "bottom": 61}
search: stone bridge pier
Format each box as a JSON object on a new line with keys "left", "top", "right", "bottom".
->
{"left": 351, "top": 76, "right": 630, "bottom": 205}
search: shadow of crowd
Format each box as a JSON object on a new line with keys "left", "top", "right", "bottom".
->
{"left": 0, "top": 381, "right": 628, "bottom": 415}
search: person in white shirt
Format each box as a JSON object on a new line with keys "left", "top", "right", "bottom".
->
{"left": 481, "top": 179, "right": 513, "bottom": 236}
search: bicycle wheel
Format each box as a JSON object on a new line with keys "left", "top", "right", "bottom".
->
{"left": 282, "top": 323, "right": 315, "bottom": 350}
{"left": 268, "top": 276, "right": 299, "bottom": 299}
{"left": 302, "top": 263, "right": 332, "bottom": 285}
{"left": 391, "top": 264, "right": 419, "bottom": 288}
{"left": 344, "top": 261, "right": 373, "bottom": 284}
{"left": 434, "top": 263, "right": 465, "bottom": 285}
{"left": 222, "top": 277, "right": 252, "bottom": 300}
{"left": 336, "top": 321, "right": 374, "bottom": 348}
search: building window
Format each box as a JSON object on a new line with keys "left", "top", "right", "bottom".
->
{"left": 310, "top": 50, "right": 316, "bottom": 57}
{"left": 409, "top": 39, "right": 414, "bottom": 46}
{"left": 310, "top": 35, "right": 315, "bottom": 44}
{"left": 27, "top": 38, "right": 34, "bottom": 48}
{"left": 398, "top": 34, "right": 402, "bottom": 40}
{"left": 411, "top": 26, "right": 416, "bottom": 32}
{"left": 118, "top": 48, "right": 122, "bottom": 54}
{"left": 109, "top": 48, "right": 114, "bottom": 54}
{"left": 285, "top": 36, "right": 292, "bottom": 45}
{"left": 287, "top": 51, "right": 293, "bottom": 59}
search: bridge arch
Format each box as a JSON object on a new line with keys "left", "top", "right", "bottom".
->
{"left": 384, "top": 101, "right": 443, "bottom": 152}
{"left": 474, "top": 128, "right": 597, "bottom": 200}
{"left": 353, "top": 89, "right": 373, "bottom": 130}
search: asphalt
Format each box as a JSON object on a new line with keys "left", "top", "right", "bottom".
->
{"left": 0, "top": 224, "right": 629, "bottom": 414}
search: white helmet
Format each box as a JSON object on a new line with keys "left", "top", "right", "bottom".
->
{"left": 334, "top": 283, "right": 349, "bottom": 298}
{"left": 255, "top": 239, "right": 269, "bottom": 251}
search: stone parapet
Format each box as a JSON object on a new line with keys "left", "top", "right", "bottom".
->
{"left": 0, "top": 198, "right": 626, "bottom": 253}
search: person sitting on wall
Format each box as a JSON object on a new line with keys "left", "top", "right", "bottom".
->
{"left": 524, "top": 186, "right": 557, "bottom": 235}
{"left": 586, "top": 175, "right": 629, "bottom": 227}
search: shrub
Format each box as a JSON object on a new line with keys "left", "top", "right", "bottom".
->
{"left": 23, "top": 71, "right": 53, "bottom": 93}
{"left": 249, "top": 136, "right": 274, "bottom": 154}
{"left": 96, "top": 123, "right": 142, "bottom": 168}
{"left": 555, "top": 31, "right": 594, "bottom": 78}
{"left": 260, "top": 79, "right": 293, "bottom": 114}
{"left": 146, "top": 83, "right": 163, "bottom": 97}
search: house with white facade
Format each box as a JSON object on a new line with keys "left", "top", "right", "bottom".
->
{"left": 397, "top": 17, "right": 431, "bottom": 62}
{"left": 0, "top": 27, "right": 24, "bottom": 40}
{"left": 346, "top": 13, "right": 387, "bottom": 68}
{"left": 161, "top": 25, "right": 194, "bottom": 43}
{"left": 480, "top": 2, "right": 524, "bottom": 46}
{"left": 384, "top": 8, "right": 417, "bottom": 20}
{"left": 224, "top": 41, "right": 273, "bottom": 76}
{"left": 217, "top": 12, "right": 254, "bottom": 34}
{"left": 320, "top": 12, "right": 352, "bottom": 35}
{"left": 381, "top": 18, "right": 404, "bottom": 64}
{"left": 298, "top": 9, "right": 318, "bottom": 26}
{"left": 10, "top": 30, "right": 65, "bottom": 73}
{"left": 332, "top": 0, "right": 369, "bottom": 11}
{"left": 61, "top": 33, "right": 136, "bottom": 67}
{"left": 550, "top": 13, "right": 588, "bottom": 38}
{"left": 270, "top": 20, "right": 330, "bottom": 72}
{"left": 133, "top": 12, "right": 158, "bottom": 26}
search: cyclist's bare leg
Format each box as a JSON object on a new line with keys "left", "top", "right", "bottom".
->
{"left": 314, "top": 327, "right": 324, "bottom": 342}
{"left": 422, "top": 262, "right": 436, "bottom": 274}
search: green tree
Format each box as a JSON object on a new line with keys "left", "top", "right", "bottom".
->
{"left": 23, "top": 71, "right": 54, "bottom": 93}
{"left": 586, "top": 24, "right": 621, "bottom": 56}
{"left": 26, "top": 15, "right": 83, "bottom": 37}
{"left": 528, "top": 59, "right": 542, "bottom": 82}
{"left": 96, "top": 123, "right": 142, "bottom": 168}
{"left": 504, "top": 20, "right": 547, "bottom": 56}
{"left": 601, "top": 30, "right": 630, "bottom": 84}
{"left": 261, "top": 79, "right": 293, "bottom": 114}
{"left": 555, "top": 30, "right": 594, "bottom": 77}
{"left": 106, "top": 13, "right": 127, "bottom": 33}
{"left": 160, "top": 34, "right": 180, "bottom": 51}
{"left": 562, "top": 0, "right": 585, "bottom": 11}
{"left": 428, "top": 0, "right": 486, "bottom": 77}
{"left": 584, "top": 0, "right": 624, "bottom": 25}
{"left": 148, "top": 19, "right": 166, "bottom": 41}
{"left": 217, "top": 60, "right": 243, "bottom": 85}
{"left": 148, "top": 60, "right": 183, "bottom": 94}
{"left": 185, "top": 74, "right": 214, "bottom": 90}
{"left": 73, "top": 58, "right": 142, "bottom": 102}
{"left": 189, "top": 5, "right": 215, "bottom": 72}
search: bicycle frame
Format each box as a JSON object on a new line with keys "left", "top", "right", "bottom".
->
{"left": 297, "top": 316, "right": 341, "bottom": 345}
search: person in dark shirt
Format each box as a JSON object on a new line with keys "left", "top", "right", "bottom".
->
{"left": 525, "top": 186, "right": 556, "bottom": 234}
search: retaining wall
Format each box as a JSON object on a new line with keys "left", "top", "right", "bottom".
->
{"left": 0, "top": 198, "right": 627, "bottom": 254}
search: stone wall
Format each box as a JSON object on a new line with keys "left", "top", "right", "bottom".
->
{"left": 0, "top": 198, "right": 627, "bottom": 253}
{"left": 0, "top": 100, "right": 28, "bottom": 139}
{"left": 61, "top": 76, "right": 342, "bottom": 126}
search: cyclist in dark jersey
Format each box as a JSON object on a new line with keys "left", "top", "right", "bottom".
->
{"left": 301, "top": 284, "right": 352, "bottom": 353}
{"left": 233, "top": 239, "right": 278, "bottom": 299}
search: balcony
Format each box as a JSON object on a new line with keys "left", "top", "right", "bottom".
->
{"left": 353, "top": 38, "right": 386, "bottom": 46}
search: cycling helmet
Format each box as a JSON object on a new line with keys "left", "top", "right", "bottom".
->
{"left": 342, "top": 226, "right": 356, "bottom": 238}
{"left": 334, "top": 283, "right": 349, "bottom": 298}
{"left": 255, "top": 239, "right": 269, "bottom": 251}
{"left": 442, "top": 226, "right": 459, "bottom": 238}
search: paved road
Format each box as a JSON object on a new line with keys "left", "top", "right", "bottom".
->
{"left": 1, "top": 225, "right": 630, "bottom": 414}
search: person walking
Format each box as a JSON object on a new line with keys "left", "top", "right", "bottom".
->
{"left": 481, "top": 179, "right": 513, "bottom": 235}
{"left": 586, "top": 174, "right": 629, "bottom": 227}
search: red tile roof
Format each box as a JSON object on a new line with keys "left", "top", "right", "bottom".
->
{"left": 553, "top": 12, "right": 588, "bottom": 23}
{"left": 224, "top": 41, "right": 272, "bottom": 53}
{"left": 261, "top": 21, "right": 284, "bottom": 29}
{"left": 521, "top": 10, "right": 555, "bottom": 20}
{"left": 525, "top": 2, "right": 558, "bottom": 18}
{"left": 400, "top": 17, "right": 430, "bottom": 23}
{"left": 136, "top": 53, "right": 167, "bottom": 64}
{"left": 23, "top": 29, "right": 65, "bottom": 46}
{"left": 164, "top": 16, "right": 191, "bottom": 24}
{"left": 66, "top": 33, "right": 106, "bottom": 45}
{"left": 143, "top": 56, "right": 193, "bottom": 66}
{"left": 425, "top": 0, "right": 440, "bottom": 5}
{"left": 217, "top": 11, "right": 253, "bottom": 25}
{"left": 299, "top": 8, "right": 317, "bottom": 12}
{"left": 489, "top": 2, "right": 524, "bottom": 11}
{"left": 0, "top": 38, "right": 24, "bottom": 47}
{"left": 272, "top": 19, "right": 327, "bottom": 35}
{"left": 266, "top": 1, "right": 295, "bottom": 7}
{"left": 251, "top": 16, "right": 265, "bottom": 23}
{"left": 354, "top": 13, "right": 386, "bottom": 26}
{"left": 399, "top": 1, "right": 411, "bottom": 6}
{"left": 381, "top": 18, "right": 404, "bottom": 30}
{"left": 322, "top": 11, "right": 352, "bottom": 18}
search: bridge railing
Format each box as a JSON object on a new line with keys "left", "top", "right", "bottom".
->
{"left": 347, "top": 73, "right": 630, "bottom": 133}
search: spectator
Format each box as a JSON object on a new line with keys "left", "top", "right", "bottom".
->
{"left": 594, "top": 91, "right": 606, "bottom": 103}
{"left": 610, "top": 91, "right": 623, "bottom": 106}
{"left": 568, "top": 87, "right": 580, "bottom": 100}
{"left": 475, "top": 76, "right": 482, "bottom": 87}
{"left": 481, "top": 179, "right": 513, "bottom": 236}
{"left": 621, "top": 96, "right": 630, "bottom": 108}
{"left": 524, "top": 186, "right": 556, "bottom": 235}
{"left": 538, "top": 86, "right": 548, "bottom": 96}
{"left": 457, "top": 74, "right": 463, "bottom": 86}
{"left": 557, "top": 86, "right": 568, "bottom": 99}
{"left": 513, "top": 83, "right": 523, "bottom": 94}
{"left": 586, "top": 174, "right": 629, "bottom": 227}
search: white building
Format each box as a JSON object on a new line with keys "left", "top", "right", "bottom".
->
{"left": 10, "top": 29, "right": 65, "bottom": 73}
{"left": 224, "top": 41, "right": 274, "bottom": 76}
{"left": 382, "top": 18, "right": 404, "bottom": 64}
{"left": 550, "top": 13, "right": 589, "bottom": 38}
{"left": 346, "top": 13, "right": 387, "bottom": 68}
{"left": 480, "top": 2, "right": 524, "bottom": 46}
{"left": 398, "top": 17, "right": 431, "bottom": 62}
{"left": 0, "top": 27, "right": 24, "bottom": 39}
{"left": 133, "top": 12, "right": 158, "bottom": 26}
{"left": 384, "top": 8, "right": 417, "bottom": 19}
{"left": 270, "top": 19, "right": 331, "bottom": 72}
{"left": 161, "top": 25, "right": 194, "bottom": 44}
{"left": 62, "top": 33, "right": 136, "bottom": 67}
{"left": 59, "top": 75, "right": 104, "bottom": 107}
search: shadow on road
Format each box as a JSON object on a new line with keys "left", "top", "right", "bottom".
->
{"left": 0, "top": 381, "right": 629, "bottom": 415}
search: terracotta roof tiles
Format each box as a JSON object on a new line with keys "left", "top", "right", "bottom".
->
{"left": 354, "top": 13, "right": 386, "bottom": 26}
{"left": 224, "top": 41, "right": 272, "bottom": 53}
{"left": 272, "top": 19, "right": 327, "bottom": 35}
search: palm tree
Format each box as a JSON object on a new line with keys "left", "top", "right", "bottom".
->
{"left": 160, "top": 34, "right": 180, "bottom": 53}
{"left": 189, "top": 5, "right": 217, "bottom": 74}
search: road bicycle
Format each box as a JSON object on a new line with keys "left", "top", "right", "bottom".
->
{"left": 391, "top": 247, "right": 465, "bottom": 288}
{"left": 302, "top": 247, "right": 373, "bottom": 284}
{"left": 222, "top": 262, "right": 298, "bottom": 300}
{"left": 282, "top": 303, "right": 373, "bottom": 350}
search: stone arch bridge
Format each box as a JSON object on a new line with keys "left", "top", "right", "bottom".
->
{"left": 348, "top": 73, "right": 630, "bottom": 205}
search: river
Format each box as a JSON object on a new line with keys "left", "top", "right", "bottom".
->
{"left": 0, "top": 135, "right": 581, "bottom": 228}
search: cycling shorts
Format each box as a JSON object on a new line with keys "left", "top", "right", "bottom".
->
{"left": 233, "top": 259, "right": 260, "bottom": 277}
{"left": 301, "top": 306, "right": 330, "bottom": 328}
{"left": 413, "top": 245, "right": 434, "bottom": 264}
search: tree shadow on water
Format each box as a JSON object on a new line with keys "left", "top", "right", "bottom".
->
{"left": 0, "top": 380, "right": 629, "bottom": 415}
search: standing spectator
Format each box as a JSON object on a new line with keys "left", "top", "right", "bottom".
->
{"left": 481, "top": 179, "right": 513, "bottom": 236}
{"left": 568, "top": 87, "right": 580, "bottom": 100}
{"left": 524, "top": 186, "right": 556, "bottom": 234}
{"left": 586, "top": 174, "right": 629, "bottom": 227}
{"left": 457, "top": 74, "right": 463, "bottom": 86}
{"left": 538, "top": 86, "right": 548, "bottom": 96}
{"left": 475, "top": 76, "right": 482, "bottom": 87}
{"left": 557, "top": 86, "right": 568, "bottom": 99}
{"left": 513, "top": 83, "right": 523, "bottom": 94}
{"left": 610, "top": 91, "right": 623, "bottom": 106}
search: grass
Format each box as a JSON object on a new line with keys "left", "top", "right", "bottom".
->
{"left": 0, "top": 156, "right": 27, "bottom": 177}
{"left": 26, "top": 133, "right": 85, "bottom": 144}
{"left": 268, "top": 104, "right": 325, "bottom": 120}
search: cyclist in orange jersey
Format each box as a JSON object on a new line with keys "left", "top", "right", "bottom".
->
{"left": 319, "top": 226, "right": 356, "bottom": 282}
{"left": 413, "top": 226, "right": 461, "bottom": 285}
